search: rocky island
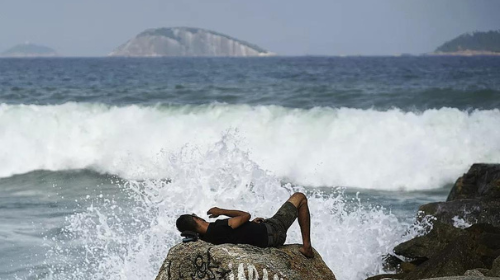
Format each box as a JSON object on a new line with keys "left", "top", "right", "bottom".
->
{"left": 433, "top": 30, "right": 500, "bottom": 56}
{"left": 109, "top": 27, "right": 274, "bottom": 57}
{"left": 1, "top": 43, "right": 58, "bottom": 57}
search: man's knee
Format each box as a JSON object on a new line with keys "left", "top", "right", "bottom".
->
{"left": 287, "top": 192, "right": 307, "bottom": 208}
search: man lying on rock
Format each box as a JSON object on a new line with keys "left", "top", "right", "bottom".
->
{"left": 176, "top": 192, "right": 314, "bottom": 258}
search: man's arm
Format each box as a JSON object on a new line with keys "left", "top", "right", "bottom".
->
{"left": 207, "top": 207, "right": 251, "bottom": 229}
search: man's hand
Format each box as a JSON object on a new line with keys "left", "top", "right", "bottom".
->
{"left": 252, "top": 217, "right": 265, "bottom": 223}
{"left": 207, "top": 207, "right": 222, "bottom": 218}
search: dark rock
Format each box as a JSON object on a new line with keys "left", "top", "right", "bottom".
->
{"left": 419, "top": 277, "right": 498, "bottom": 280}
{"left": 418, "top": 200, "right": 500, "bottom": 227}
{"left": 403, "top": 234, "right": 486, "bottom": 280}
{"left": 468, "top": 225, "right": 500, "bottom": 255}
{"left": 466, "top": 224, "right": 500, "bottom": 267}
{"left": 394, "top": 221, "right": 466, "bottom": 259}
{"left": 365, "top": 273, "right": 406, "bottom": 280}
{"left": 447, "top": 164, "right": 500, "bottom": 201}
{"left": 408, "top": 258, "right": 428, "bottom": 267}
{"left": 400, "top": 262, "right": 417, "bottom": 273}
{"left": 371, "top": 164, "right": 500, "bottom": 280}
{"left": 486, "top": 255, "right": 500, "bottom": 277}
{"left": 155, "top": 240, "right": 336, "bottom": 280}
{"left": 383, "top": 254, "right": 404, "bottom": 273}
{"left": 419, "top": 164, "right": 500, "bottom": 228}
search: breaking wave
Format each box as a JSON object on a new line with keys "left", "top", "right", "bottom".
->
{"left": 40, "top": 136, "right": 431, "bottom": 280}
{"left": 1, "top": 102, "right": 500, "bottom": 190}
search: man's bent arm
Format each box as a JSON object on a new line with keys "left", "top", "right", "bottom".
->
{"left": 207, "top": 207, "right": 251, "bottom": 229}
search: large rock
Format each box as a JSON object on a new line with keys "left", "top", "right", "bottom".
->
{"left": 394, "top": 222, "right": 465, "bottom": 260}
{"left": 370, "top": 164, "right": 500, "bottom": 280}
{"left": 155, "top": 241, "right": 336, "bottom": 280}
{"left": 403, "top": 234, "right": 486, "bottom": 280}
{"left": 465, "top": 224, "right": 500, "bottom": 268}
{"left": 419, "top": 277, "right": 500, "bottom": 280}
{"left": 418, "top": 200, "right": 500, "bottom": 228}
{"left": 419, "top": 164, "right": 500, "bottom": 227}
{"left": 447, "top": 164, "right": 500, "bottom": 201}
{"left": 486, "top": 256, "right": 500, "bottom": 277}
{"left": 392, "top": 222, "right": 500, "bottom": 275}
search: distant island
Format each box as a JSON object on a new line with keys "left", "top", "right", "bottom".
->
{"left": 433, "top": 30, "right": 500, "bottom": 56}
{"left": 109, "top": 27, "right": 274, "bottom": 57}
{"left": 1, "top": 43, "right": 58, "bottom": 57}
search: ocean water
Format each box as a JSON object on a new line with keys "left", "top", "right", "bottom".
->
{"left": 1, "top": 56, "right": 500, "bottom": 280}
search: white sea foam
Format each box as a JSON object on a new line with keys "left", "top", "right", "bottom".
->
{"left": 452, "top": 215, "right": 475, "bottom": 229}
{"left": 42, "top": 136, "right": 428, "bottom": 280}
{"left": 1, "top": 103, "right": 500, "bottom": 190}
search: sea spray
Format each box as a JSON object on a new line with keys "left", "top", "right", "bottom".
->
{"left": 41, "top": 135, "right": 431, "bottom": 280}
{"left": 1, "top": 103, "right": 500, "bottom": 191}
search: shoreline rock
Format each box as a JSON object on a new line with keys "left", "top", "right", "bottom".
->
{"left": 156, "top": 241, "right": 336, "bottom": 280}
{"left": 419, "top": 164, "right": 500, "bottom": 227}
{"left": 367, "top": 163, "right": 500, "bottom": 280}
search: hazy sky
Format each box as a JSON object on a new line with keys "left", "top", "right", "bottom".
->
{"left": 1, "top": 0, "right": 499, "bottom": 56}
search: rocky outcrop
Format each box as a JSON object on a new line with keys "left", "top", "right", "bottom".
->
{"left": 110, "top": 27, "right": 274, "bottom": 57}
{"left": 434, "top": 30, "right": 500, "bottom": 55}
{"left": 155, "top": 241, "right": 335, "bottom": 280}
{"left": 446, "top": 164, "right": 500, "bottom": 201}
{"left": 1, "top": 43, "right": 58, "bottom": 57}
{"left": 367, "top": 163, "right": 500, "bottom": 280}
{"left": 369, "top": 223, "right": 500, "bottom": 280}
{"left": 419, "top": 164, "right": 500, "bottom": 227}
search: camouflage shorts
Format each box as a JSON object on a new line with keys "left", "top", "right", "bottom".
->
{"left": 263, "top": 201, "right": 298, "bottom": 247}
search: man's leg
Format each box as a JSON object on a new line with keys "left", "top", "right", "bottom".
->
{"left": 287, "top": 192, "right": 314, "bottom": 258}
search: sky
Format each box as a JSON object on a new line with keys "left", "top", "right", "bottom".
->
{"left": 0, "top": 0, "right": 499, "bottom": 56}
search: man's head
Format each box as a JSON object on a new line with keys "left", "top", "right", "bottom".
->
{"left": 176, "top": 214, "right": 204, "bottom": 233}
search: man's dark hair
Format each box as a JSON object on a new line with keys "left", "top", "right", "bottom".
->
{"left": 176, "top": 214, "right": 198, "bottom": 232}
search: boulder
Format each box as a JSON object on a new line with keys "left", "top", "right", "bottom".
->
{"left": 394, "top": 222, "right": 465, "bottom": 259}
{"left": 466, "top": 224, "right": 500, "bottom": 267}
{"left": 486, "top": 255, "right": 500, "bottom": 277}
{"left": 367, "top": 164, "right": 500, "bottom": 280}
{"left": 419, "top": 164, "right": 500, "bottom": 228}
{"left": 419, "top": 164, "right": 500, "bottom": 227}
{"left": 419, "top": 277, "right": 499, "bottom": 280}
{"left": 365, "top": 273, "right": 406, "bottom": 280}
{"left": 464, "top": 269, "right": 486, "bottom": 277}
{"left": 403, "top": 234, "right": 486, "bottom": 280}
{"left": 418, "top": 200, "right": 500, "bottom": 228}
{"left": 155, "top": 241, "right": 336, "bottom": 280}
{"left": 447, "top": 164, "right": 500, "bottom": 201}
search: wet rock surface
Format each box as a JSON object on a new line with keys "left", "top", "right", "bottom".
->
{"left": 446, "top": 164, "right": 500, "bottom": 201}
{"left": 367, "top": 163, "right": 500, "bottom": 280}
{"left": 155, "top": 241, "right": 336, "bottom": 280}
{"left": 418, "top": 200, "right": 500, "bottom": 228}
{"left": 419, "top": 164, "right": 500, "bottom": 227}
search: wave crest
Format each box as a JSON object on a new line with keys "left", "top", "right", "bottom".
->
{"left": 1, "top": 103, "right": 500, "bottom": 190}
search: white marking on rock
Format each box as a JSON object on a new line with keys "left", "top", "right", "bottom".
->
{"left": 247, "top": 263, "right": 259, "bottom": 280}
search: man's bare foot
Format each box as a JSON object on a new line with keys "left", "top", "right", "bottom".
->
{"left": 299, "top": 245, "right": 314, "bottom": 258}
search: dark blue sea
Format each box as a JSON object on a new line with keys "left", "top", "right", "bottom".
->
{"left": 1, "top": 56, "right": 499, "bottom": 280}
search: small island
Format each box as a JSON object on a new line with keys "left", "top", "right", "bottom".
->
{"left": 1, "top": 43, "right": 58, "bottom": 58}
{"left": 109, "top": 27, "right": 275, "bottom": 57}
{"left": 433, "top": 30, "right": 500, "bottom": 56}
